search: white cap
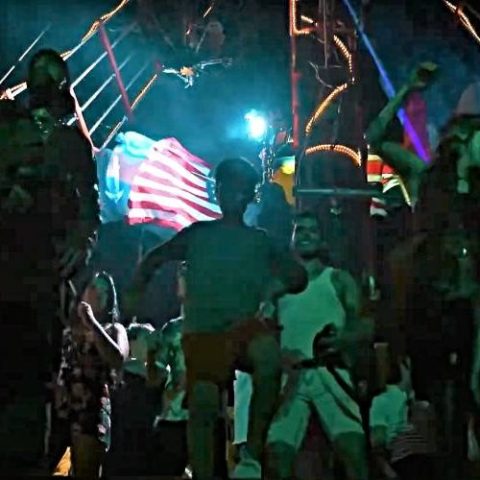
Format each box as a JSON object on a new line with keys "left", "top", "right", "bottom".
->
{"left": 456, "top": 82, "right": 480, "bottom": 116}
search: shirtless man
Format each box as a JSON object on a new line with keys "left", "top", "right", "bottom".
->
{"left": 126, "top": 157, "right": 307, "bottom": 479}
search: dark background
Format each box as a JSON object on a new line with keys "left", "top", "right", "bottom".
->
{"left": 1, "top": 0, "right": 479, "bottom": 325}
{"left": 2, "top": 0, "right": 478, "bottom": 153}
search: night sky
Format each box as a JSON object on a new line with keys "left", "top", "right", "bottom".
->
{"left": 1, "top": 0, "right": 479, "bottom": 323}
{"left": 1, "top": 0, "right": 478, "bottom": 155}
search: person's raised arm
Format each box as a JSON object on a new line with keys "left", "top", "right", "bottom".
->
{"left": 366, "top": 62, "right": 437, "bottom": 148}
{"left": 78, "top": 302, "right": 129, "bottom": 370}
{"left": 125, "top": 226, "right": 193, "bottom": 315}
{"left": 364, "top": 65, "right": 436, "bottom": 208}
{"left": 366, "top": 84, "right": 412, "bottom": 149}
{"left": 266, "top": 240, "right": 308, "bottom": 301}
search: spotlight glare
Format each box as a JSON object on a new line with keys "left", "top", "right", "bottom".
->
{"left": 245, "top": 110, "right": 267, "bottom": 140}
{"left": 280, "top": 157, "right": 296, "bottom": 175}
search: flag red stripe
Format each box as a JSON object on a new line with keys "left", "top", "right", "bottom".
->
{"left": 134, "top": 169, "right": 209, "bottom": 199}
{"left": 126, "top": 137, "right": 218, "bottom": 229}
{"left": 129, "top": 197, "right": 220, "bottom": 222}
{"left": 150, "top": 146, "right": 209, "bottom": 179}
{"left": 145, "top": 158, "right": 207, "bottom": 192}
{"left": 129, "top": 198, "right": 199, "bottom": 225}
{"left": 128, "top": 215, "right": 186, "bottom": 232}
{"left": 127, "top": 206, "right": 191, "bottom": 229}
{"left": 160, "top": 146, "right": 209, "bottom": 174}
{"left": 156, "top": 138, "right": 210, "bottom": 169}
{"left": 130, "top": 182, "right": 219, "bottom": 216}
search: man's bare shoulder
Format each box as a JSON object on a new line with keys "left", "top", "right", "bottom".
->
{"left": 177, "top": 220, "right": 214, "bottom": 239}
{"left": 330, "top": 268, "right": 357, "bottom": 290}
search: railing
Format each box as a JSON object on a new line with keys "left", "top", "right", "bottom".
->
{"left": 0, "top": 0, "right": 161, "bottom": 149}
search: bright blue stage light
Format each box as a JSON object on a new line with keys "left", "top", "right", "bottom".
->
{"left": 245, "top": 110, "right": 267, "bottom": 140}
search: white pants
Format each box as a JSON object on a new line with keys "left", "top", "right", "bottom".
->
{"left": 233, "top": 370, "right": 253, "bottom": 444}
{"left": 234, "top": 368, "right": 406, "bottom": 450}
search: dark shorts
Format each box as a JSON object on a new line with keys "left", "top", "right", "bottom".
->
{"left": 150, "top": 421, "right": 188, "bottom": 476}
{"left": 151, "top": 419, "right": 228, "bottom": 477}
{"left": 182, "top": 319, "right": 275, "bottom": 394}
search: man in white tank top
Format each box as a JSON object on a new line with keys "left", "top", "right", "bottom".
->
{"left": 264, "top": 211, "right": 404, "bottom": 480}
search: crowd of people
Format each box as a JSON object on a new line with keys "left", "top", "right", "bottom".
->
{"left": 1, "top": 43, "right": 480, "bottom": 480}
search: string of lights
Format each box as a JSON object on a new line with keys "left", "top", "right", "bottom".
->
{"left": 333, "top": 35, "right": 354, "bottom": 79}
{"left": 81, "top": 0, "right": 132, "bottom": 47}
{"left": 289, "top": 0, "right": 314, "bottom": 37}
{"left": 305, "top": 143, "right": 361, "bottom": 167}
{"left": 299, "top": 14, "right": 353, "bottom": 78}
{"left": 292, "top": 10, "right": 354, "bottom": 139}
{"left": 305, "top": 83, "right": 349, "bottom": 136}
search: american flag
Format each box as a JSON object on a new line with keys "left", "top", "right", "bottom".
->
{"left": 127, "top": 137, "right": 221, "bottom": 231}
{"left": 367, "top": 153, "right": 401, "bottom": 218}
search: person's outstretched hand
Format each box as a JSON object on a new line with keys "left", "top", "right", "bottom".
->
{"left": 409, "top": 62, "right": 438, "bottom": 90}
{"left": 77, "top": 301, "right": 96, "bottom": 331}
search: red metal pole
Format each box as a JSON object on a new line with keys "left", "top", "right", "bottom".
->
{"left": 289, "top": 0, "right": 301, "bottom": 149}
{"left": 99, "top": 24, "right": 133, "bottom": 119}
{"left": 291, "top": 69, "right": 301, "bottom": 150}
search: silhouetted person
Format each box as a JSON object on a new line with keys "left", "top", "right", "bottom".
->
{"left": 126, "top": 158, "right": 307, "bottom": 479}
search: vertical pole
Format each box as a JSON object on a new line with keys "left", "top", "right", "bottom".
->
{"left": 290, "top": 0, "right": 304, "bottom": 212}
{"left": 99, "top": 24, "right": 133, "bottom": 119}
{"left": 137, "top": 225, "right": 145, "bottom": 267}
{"left": 289, "top": 0, "right": 301, "bottom": 150}
{"left": 321, "top": 0, "right": 328, "bottom": 68}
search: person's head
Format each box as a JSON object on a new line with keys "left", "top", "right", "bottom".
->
{"left": 438, "top": 115, "right": 480, "bottom": 168}
{"left": 127, "top": 322, "right": 155, "bottom": 362}
{"left": 292, "top": 210, "right": 330, "bottom": 263}
{"left": 435, "top": 115, "right": 480, "bottom": 189}
{"left": 416, "top": 115, "right": 480, "bottom": 234}
{"left": 81, "top": 271, "right": 119, "bottom": 325}
{"left": 27, "top": 49, "right": 74, "bottom": 117}
{"left": 214, "top": 158, "right": 260, "bottom": 217}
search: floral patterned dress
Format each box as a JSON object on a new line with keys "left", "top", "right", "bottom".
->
{"left": 56, "top": 326, "right": 115, "bottom": 450}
